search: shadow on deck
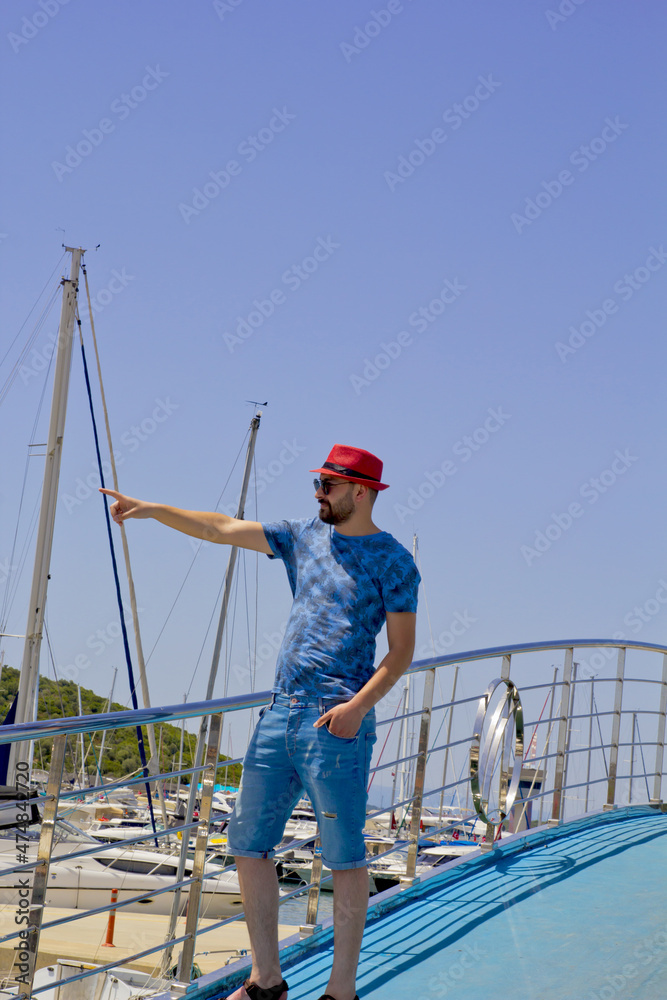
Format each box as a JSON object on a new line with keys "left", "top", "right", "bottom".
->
{"left": 200, "top": 806, "right": 667, "bottom": 1000}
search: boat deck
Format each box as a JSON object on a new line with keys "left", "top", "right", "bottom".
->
{"left": 208, "top": 807, "right": 667, "bottom": 1000}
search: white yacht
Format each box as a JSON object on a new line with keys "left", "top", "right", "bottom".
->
{"left": 0, "top": 818, "right": 245, "bottom": 918}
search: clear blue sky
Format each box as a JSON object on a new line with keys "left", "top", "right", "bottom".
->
{"left": 1, "top": 1, "right": 665, "bottom": 796}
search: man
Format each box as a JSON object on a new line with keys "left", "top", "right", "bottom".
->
{"left": 101, "top": 444, "right": 419, "bottom": 1000}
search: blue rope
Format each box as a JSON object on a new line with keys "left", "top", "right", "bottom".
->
{"left": 77, "top": 320, "right": 159, "bottom": 845}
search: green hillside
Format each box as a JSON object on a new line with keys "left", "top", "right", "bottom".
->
{"left": 0, "top": 666, "right": 242, "bottom": 786}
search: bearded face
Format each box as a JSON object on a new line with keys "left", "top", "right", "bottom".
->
{"left": 317, "top": 482, "right": 356, "bottom": 525}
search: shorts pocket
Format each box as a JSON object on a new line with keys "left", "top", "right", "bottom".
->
{"left": 324, "top": 722, "right": 358, "bottom": 743}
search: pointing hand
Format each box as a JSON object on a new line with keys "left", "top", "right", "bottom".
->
{"left": 99, "top": 488, "right": 151, "bottom": 524}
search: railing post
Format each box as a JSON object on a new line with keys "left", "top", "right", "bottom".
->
{"left": 628, "top": 712, "right": 637, "bottom": 805}
{"left": 604, "top": 647, "right": 625, "bottom": 810}
{"left": 178, "top": 712, "right": 223, "bottom": 983}
{"left": 438, "top": 666, "right": 459, "bottom": 823}
{"left": 561, "top": 661, "right": 578, "bottom": 801}
{"left": 500, "top": 654, "right": 511, "bottom": 682}
{"left": 300, "top": 836, "right": 322, "bottom": 935}
{"left": 584, "top": 678, "right": 594, "bottom": 813}
{"left": 21, "top": 733, "right": 66, "bottom": 999}
{"left": 651, "top": 652, "right": 667, "bottom": 805}
{"left": 549, "top": 648, "right": 573, "bottom": 825}
{"left": 538, "top": 666, "right": 559, "bottom": 826}
{"left": 404, "top": 667, "right": 436, "bottom": 883}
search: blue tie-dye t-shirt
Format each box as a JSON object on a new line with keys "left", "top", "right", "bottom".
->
{"left": 261, "top": 517, "right": 420, "bottom": 699}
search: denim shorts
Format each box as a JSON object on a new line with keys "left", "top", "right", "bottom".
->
{"left": 226, "top": 693, "right": 377, "bottom": 870}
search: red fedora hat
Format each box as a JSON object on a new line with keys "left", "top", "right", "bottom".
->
{"left": 311, "top": 444, "right": 389, "bottom": 490}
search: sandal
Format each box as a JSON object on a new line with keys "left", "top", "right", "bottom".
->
{"left": 226, "top": 979, "right": 289, "bottom": 1000}
{"left": 315, "top": 995, "right": 360, "bottom": 1000}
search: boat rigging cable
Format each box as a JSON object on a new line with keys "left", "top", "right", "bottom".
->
{"left": 632, "top": 717, "right": 652, "bottom": 800}
{"left": 0, "top": 260, "right": 68, "bottom": 633}
{"left": 379, "top": 536, "right": 461, "bottom": 810}
{"left": 80, "top": 262, "right": 169, "bottom": 834}
{"left": 0, "top": 250, "right": 65, "bottom": 405}
{"left": 74, "top": 312, "right": 159, "bottom": 845}
{"left": 143, "top": 431, "right": 249, "bottom": 677}
{"left": 43, "top": 618, "right": 93, "bottom": 781}
{"left": 368, "top": 535, "right": 438, "bottom": 793}
{"left": 0, "top": 373, "right": 55, "bottom": 634}
{"left": 592, "top": 693, "right": 609, "bottom": 774}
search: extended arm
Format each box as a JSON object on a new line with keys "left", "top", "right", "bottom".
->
{"left": 314, "top": 611, "right": 416, "bottom": 737}
{"left": 98, "top": 488, "right": 272, "bottom": 554}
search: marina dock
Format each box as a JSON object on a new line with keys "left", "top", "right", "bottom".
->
{"left": 0, "top": 909, "right": 296, "bottom": 981}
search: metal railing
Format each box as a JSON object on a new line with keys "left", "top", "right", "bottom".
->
{"left": 0, "top": 638, "right": 665, "bottom": 996}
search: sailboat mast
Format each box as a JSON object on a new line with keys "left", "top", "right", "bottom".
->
{"left": 96, "top": 666, "right": 117, "bottom": 778}
{"left": 205, "top": 411, "right": 261, "bottom": 701}
{"left": 162, "top": 411, "right": 262, "bottom": 972}
{"left": 177, "top": 693, "right": 186, "bottom": 800}
{"left": 77, "top": 685, "right": 85, "bottom": 787}
{"left": 11, "top": 247, "right": 83, "bottom": 769}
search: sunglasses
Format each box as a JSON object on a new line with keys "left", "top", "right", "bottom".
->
{"left": 313, "top": 478, "right": 351, "bottom": 495}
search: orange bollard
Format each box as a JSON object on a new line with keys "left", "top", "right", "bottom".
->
{"left": 102, "top": 888, "right": 119, "bottom": 947}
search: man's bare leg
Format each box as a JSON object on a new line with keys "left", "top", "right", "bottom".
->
{"left": 235, "top": 856, "right": 283, "bottom": 988}
{"left": 324, "top": 866, "right": 369, "bottom": 1000}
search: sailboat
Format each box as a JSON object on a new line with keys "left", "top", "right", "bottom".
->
{"left": 0, "top": 249, "right": 271, "bottom": 990}
{"left": 4, "top": 245, "right": 262, "bottom": 793}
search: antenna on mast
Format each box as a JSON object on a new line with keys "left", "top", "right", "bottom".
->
{"left": 246, "top": 399, "right": 268, "bottom": 416}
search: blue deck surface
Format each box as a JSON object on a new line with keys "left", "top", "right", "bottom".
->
{"left": 265, "top": 809, "right": 667, "bottom": 1000}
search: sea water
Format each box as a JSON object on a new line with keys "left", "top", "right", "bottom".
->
{"left": 278, "top": 889, "right": 334, "bottom": 926}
